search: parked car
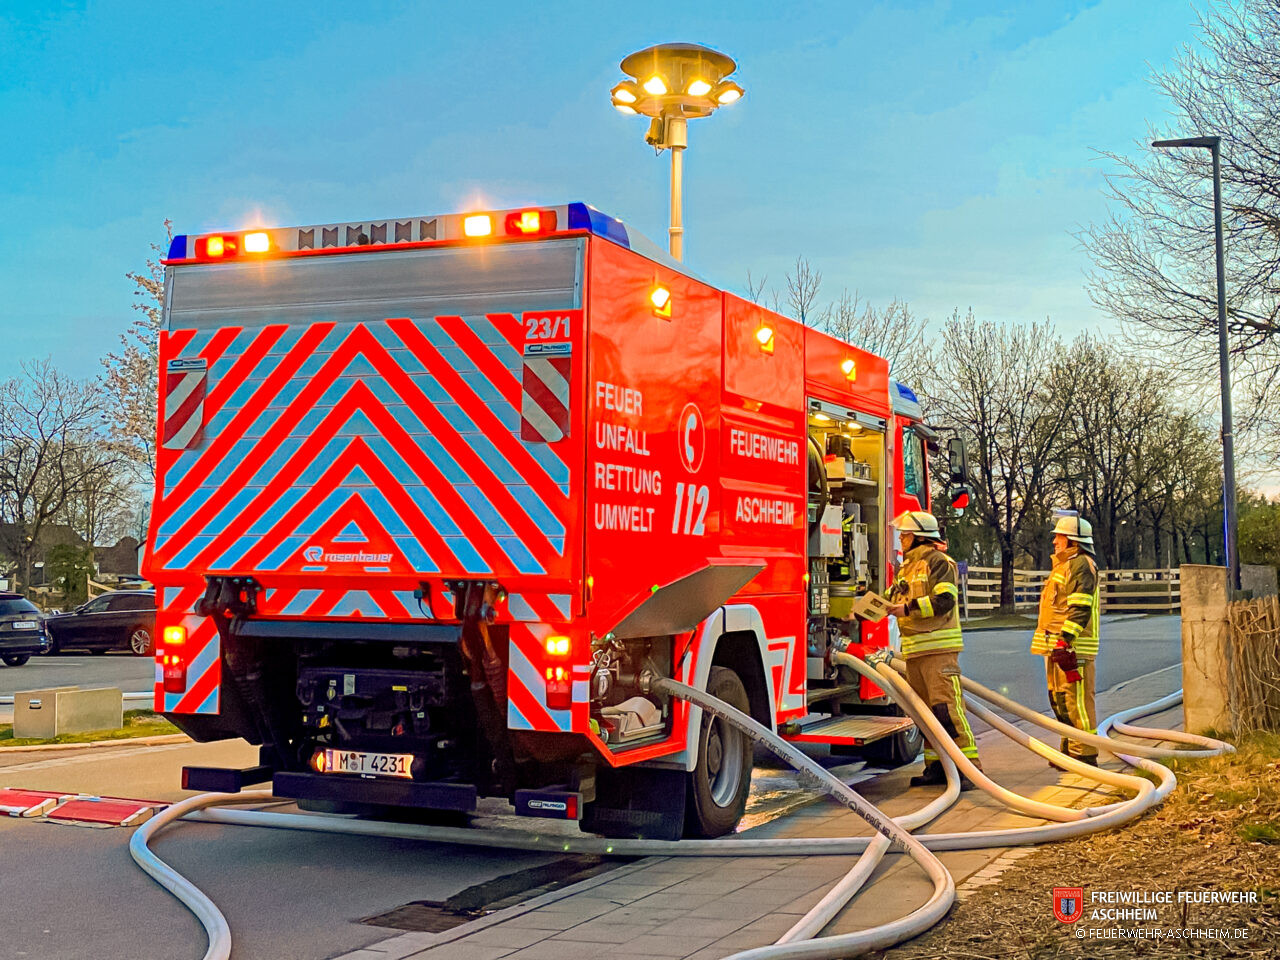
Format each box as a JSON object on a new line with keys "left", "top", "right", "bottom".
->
{"left": 44, "top": 590, "right": 157, "bottom": 656}
{"left": 0, "top": 593, "right": 50, "bottom": 666}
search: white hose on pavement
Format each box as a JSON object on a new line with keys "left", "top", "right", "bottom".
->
{"left": 134, "top": 662, "right": 1232, "bottom": 960}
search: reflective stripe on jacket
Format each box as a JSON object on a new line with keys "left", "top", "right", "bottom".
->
{"left": 1032, "top": 548, "right": 1100, "bottom": 657}
{"left": 891, "top": 543, "right": 963, "bottom": 657}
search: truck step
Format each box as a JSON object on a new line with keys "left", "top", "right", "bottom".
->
{"left": 182, "top": 765, "right": 274, "bottom": 794}
{"left": 780, "top": 714, "right": 915, "bottom": 747}
{"left": 515, "top": 787, "right": 583, "bottom": 820}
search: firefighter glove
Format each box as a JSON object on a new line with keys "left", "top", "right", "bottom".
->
{"left": 1049, "top": 644, "right": 1079, "bottom": 677}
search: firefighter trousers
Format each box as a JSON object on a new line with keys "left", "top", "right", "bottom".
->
{"left": 1045, "top": 654, "right": 1097, "bottom": 759}
{"left": 904, "top": 651, "right": 980, "bottom": 764}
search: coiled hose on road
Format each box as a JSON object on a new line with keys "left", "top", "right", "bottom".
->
{"left": 131, "top": 660, "right": 1232, "bottom": 960}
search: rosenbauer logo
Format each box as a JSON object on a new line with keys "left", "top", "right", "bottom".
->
{"left": 301, "top": 544, "right": 393, "bottom": 564}
{"left": 1054, "top": 887, "right": 1085, "bottom": 923}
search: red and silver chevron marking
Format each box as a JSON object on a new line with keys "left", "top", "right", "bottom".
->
{"left": 151, "top": 315, "right": 574, "bottom": 582}
{"left": 153, "top": 585, "right": 221, "bottom": 715}
{"left": 505, "top": 621, "right": 590, "bottom": 734}
{"left": 520, "top": 344, "right": 571, "bottom": 443}
{"left": 162, "top": 358, "right": 208, "bottom": 450}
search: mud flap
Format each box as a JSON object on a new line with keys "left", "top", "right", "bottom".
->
{"left": 580, "top": 766, "right": 687, "bottom": 841}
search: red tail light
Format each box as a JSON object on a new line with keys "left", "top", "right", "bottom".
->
{"left": 505, "top": 209, "right": 556, "bottom": 236}
{"left": 544, "top": 665, "right": 571, "bottom": 710}
{"left": 160, "top": 625, "right": 188, "bottom": 693}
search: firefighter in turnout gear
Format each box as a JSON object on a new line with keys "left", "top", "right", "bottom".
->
{"left": 1033, "top": 515, "right": 1101, "bottom": 765}
{"left": 887, "top": 511, "right": 982, "bottom": 788}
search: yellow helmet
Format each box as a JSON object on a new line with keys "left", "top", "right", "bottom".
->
{"left": 1052, "top": 515, "right": 1094, "bottom": 548}
{"left": 892, "top": 510, "right": 942, "bottom": 541}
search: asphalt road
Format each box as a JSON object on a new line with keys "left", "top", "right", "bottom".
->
{"left": 0, "top": 615, "right": 1182, "bottom": 960}
{"left": 0, "top": 652, "right": 155, "bottom": 698}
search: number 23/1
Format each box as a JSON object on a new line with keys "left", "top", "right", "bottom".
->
{"left": 672, "top": 483, "right": 709, "bottom": 535}
{"left": 525, "top": 314, "right": 571, "bottom": 341}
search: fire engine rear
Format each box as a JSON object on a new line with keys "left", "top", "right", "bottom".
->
{"left": 146, "top": 203, "right": 964, "bottom": 839}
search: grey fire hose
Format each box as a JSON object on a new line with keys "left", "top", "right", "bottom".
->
{"left": 132, "top": 661, "right": 1232, "bottom": 960}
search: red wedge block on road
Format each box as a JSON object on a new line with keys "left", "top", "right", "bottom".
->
{"left": 0, "top": 788, "right": 71, "bottom": 818}
{"left": 46, "top": 796, "right": 165, "bottom": 827}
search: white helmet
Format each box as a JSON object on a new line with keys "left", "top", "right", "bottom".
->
{"left": 892, "top": 510, "right": 942, "bottom": 541}
{"left": 1052, "top": 515, "right": 1094, "bottom": 548}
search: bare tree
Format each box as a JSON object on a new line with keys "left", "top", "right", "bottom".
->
{"left": 744, "top": 269, "right": 768, "bottom": 305}
{"left": 784, "top": 256, "right": 823, "bottom": 323}
{"left": 926, "top": 312, "right": 1069, "bottom": 608}
{"left": 1082, "top": 0, "right": 1280, "bottom": 452}
{"left": 0, "top": 361, "right": 121, "bottom": 594}
{"left": 58, "top": 445, "right": 135, "bottom": 559}
{"left": 819, "top": 289, "right": 932, "bottom": 385}
{"left": 102, "top": 222, "right": 170, "bottom": 483}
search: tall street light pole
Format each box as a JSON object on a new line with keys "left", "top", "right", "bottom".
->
{"left": 611, "top": 44, "right": 744, "bottom": 261}
{"left": 1152, "top": 135, "right": 1239, "bottom": 590}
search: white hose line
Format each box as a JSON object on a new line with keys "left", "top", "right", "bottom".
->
{"left": 942, "top": 668, "right": 1232, "bottom": 760}
{"left": 136, "top": 670, "right": 1233, "bottom": 960}
{"left": 836, "top": 654, "right": 1086, "bottom": 823}
{"left": 129, "top": 793, "right": 237, "bottom": 960}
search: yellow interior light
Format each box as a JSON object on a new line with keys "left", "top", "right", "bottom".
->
{"left": 687, "top": 78, "right": 712, "bottom": 97}
{"left": 463, "top": 214, "right": 492, "bottom": 237}
{"left": 649, "top": 285, "right": 672, "bottom": 318}
{"left": 643, "top": 75, "right": 668, "bottom": 96}
{"left": 243, "top": 231, "right": 270, "bottom": 253}
{"left": 813, "top": 412, "right": 831, "bottom": 422}
{"left": 545, "top": 635, "right": 571, "bottom": 657}
{"left": 755, "top": 325, "right": 775, "bottom": 353}
{"left": 163, "top": 625, "right": 187, "bottom": 646}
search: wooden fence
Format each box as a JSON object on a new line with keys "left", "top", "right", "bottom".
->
{"left": 960, "top": 565, "right": 1182, "bottom": 616}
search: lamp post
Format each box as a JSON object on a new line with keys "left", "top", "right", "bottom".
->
{"left": 1151, "top": 135, "right": 1239, "bottom": 591}
{"left": 611, "top": 43, "right": 744, "bottom": 261}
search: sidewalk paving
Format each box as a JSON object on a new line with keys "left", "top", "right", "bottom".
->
{"left": 339, "top": 665, "right": 1184, "bottom": 960}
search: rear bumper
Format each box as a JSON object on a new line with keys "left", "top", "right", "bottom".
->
{"left": 273, "top": 771, "right": 478, "bottom": 811}
{"left": 0, "top": 632, "right": 49, "bottom": 655}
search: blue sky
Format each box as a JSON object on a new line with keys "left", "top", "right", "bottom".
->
{"left": 2, "top": 0, "right": 1198, "bottom": 380}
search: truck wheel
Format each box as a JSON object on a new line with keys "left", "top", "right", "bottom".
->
{"left": 2, "top": 654, "right": 30, "bottom": 667}
{"left": 684, "top": 666, "right": 753, "bottom": 838}
{"left": 860, "top": 720, "right": 923, "bottom": 767}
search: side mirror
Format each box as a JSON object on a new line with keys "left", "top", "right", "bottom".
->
{"left": 947, "top": 436, "right": 968, "bottom": 485}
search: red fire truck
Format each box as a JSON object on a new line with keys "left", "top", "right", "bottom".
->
{"left": 145, "top": 203, "right": 967, "bottom": 839}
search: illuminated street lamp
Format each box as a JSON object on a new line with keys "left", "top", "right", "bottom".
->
{"left": 611, "top": 43, "right": 744, "bottom": 260}
{"left": 1151, "top": 135, "right": 1239, "bottom": 591}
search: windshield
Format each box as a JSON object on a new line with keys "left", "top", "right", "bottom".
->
{"left": 0, "top": 599, "right": 39, "bottom": 616}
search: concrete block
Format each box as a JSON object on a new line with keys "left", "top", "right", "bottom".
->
{"left": 1180, "top": 565, "right": 1232, "bottom": 732}
{"left": 13, "top": 687, "right": 123, "bottom": 739}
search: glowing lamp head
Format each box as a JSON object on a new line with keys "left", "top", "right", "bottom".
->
{"left": 643, "top": 75, "right": 668, "bottom": 96}
{"left": 755, "top": 325, "right": 775, "bottom": 354}
{"left": 205, "top": 236, "right": 226, "bottom": 257}
{"left": 611, "top": 82, "right": 638, "bottom": 104}
{"left": 614, "top": 103, "right": 637, "bottom": 115}
{"left": 715, "top": 81, "right": 744, "bottom": 104}
{"left": 463, "top": 214, "right": 493, "bottom": 237}
{"left": 687, "top": 78, "right": 712, "bottom": 97}
{"left": 841, "top": 358, "right": 857, "bottom": 382}
{"left": 243, "top": 231, "right": 271, "bottom": 253}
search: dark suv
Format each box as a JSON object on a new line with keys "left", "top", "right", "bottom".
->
{"left": 44, "top": 590, "right": 157, "bottom": 656}
{"left": 0, "top": 593, "right": 49, "bottom": 666}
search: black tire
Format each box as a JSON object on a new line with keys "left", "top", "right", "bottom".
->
{"left": 128, "top": 626, "right": 154, "bottom": 656}
{"left": 684, "top": 666, "right": 753, "bottom": 838}
{"left": 859, "top": 722, "right": 924, "bottom": 767}
{"left": 2, "top": 654, "right": 30, "bottom": 667}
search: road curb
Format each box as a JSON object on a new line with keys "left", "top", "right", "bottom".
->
{"left": 0, "top": 733, "right": 191, "bottom": 754}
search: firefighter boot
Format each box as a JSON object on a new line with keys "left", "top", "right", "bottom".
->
{"left": 920, "top": 703, "right": 981, "bottom": 791}
{"left": 1050, "top": 692, "right": 1072, "bottom": 765}
{"left": 910, "top": 761, "right": 947, "bottom": 787}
